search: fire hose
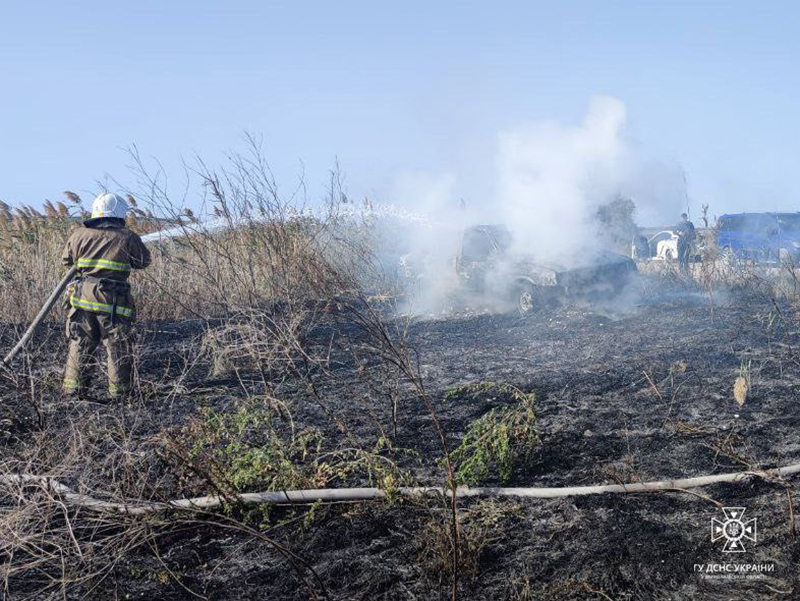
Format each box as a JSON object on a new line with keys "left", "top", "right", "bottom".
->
{"left": 3, "top": 462, "right": 800, "bottom": 515}
{"left": 2, "top": 266, "right": 78, "bottom": 366}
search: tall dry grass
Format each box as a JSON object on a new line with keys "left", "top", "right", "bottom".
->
{"left": 0, "top": 197, "right": 164, "bottom": 323}
{"left": 0, "top": 172, "right": 383, "bottom": 324}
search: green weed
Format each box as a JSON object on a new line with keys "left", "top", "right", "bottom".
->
{"left": 445, "top": 382, "right": 539, "bottom": 485}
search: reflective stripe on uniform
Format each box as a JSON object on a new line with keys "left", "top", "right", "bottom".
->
{"left": 76, "top": 257, "right": 131, "bottom": 272}
{"left": 70, "top": 295, "right": 134, "bottom": 318}
{"left": 62, "top": 377, "right": 80, "bottom": 390}
{"left": 109, "top": 382, "right": 131, "bottom": 394}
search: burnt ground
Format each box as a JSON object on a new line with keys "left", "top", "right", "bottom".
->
{"left": 3, "top": 282, "right": 800, "bottom": 600}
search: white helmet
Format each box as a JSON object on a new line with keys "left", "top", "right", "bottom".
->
{"left": 91, "top": 192, "right": 129, "bottom": 220}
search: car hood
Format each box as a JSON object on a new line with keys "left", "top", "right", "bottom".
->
{"left": 513, "top": 249, "right": 634, "bottom": 273}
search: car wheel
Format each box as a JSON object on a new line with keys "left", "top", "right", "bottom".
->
{"left": 514, "top": 282, "right": 541, "bottom": 315}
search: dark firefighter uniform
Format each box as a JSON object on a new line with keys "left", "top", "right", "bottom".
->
{"left": 675, "top": 215, "right": 696, "bottom": 273}
{"left": 61, "top": 219, "right": 151, "bottom": 398}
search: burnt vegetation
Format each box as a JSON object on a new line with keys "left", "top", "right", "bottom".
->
{"left": 2, "top": 147, "right": 800, "bottom": 600}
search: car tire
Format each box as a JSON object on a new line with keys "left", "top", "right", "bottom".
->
{"left": 514, "top": 282, "right": 542, "bottom": 315}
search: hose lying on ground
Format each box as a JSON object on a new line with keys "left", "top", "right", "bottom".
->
{"left": 3, "top": 462, "right": 800, "bottom": 516}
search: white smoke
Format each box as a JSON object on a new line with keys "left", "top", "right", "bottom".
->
{"left": 387, "top": 96, "right": 686, "bottom": 313}
{"left": 495, "top": 96, "right": 632, "bottom": 265}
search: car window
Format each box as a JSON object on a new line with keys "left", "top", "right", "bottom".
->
{"left": 757, "top": 215, "right": 778, "bottom": 233}
{"left": 461, "top": 230, "right": 496, "bottom": 261}
{"left": 650, "top": 231, "right": 673, "bottom": 244}
{"left": 486, "top": 226, "right": 513, "bottom": 251}
{"left": 777, "top": 214, "right": 800, "bottom": 230}
{"left": 719, "top": 216, "right": 744, "bottom": 231}
{"left": 719, "top": 215, "right": 771, "bottom": 233}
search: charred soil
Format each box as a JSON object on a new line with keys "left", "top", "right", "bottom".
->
{"left": 2, "top": 282, "right": 800, "bottom": 600}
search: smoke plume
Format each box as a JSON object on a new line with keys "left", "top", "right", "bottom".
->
{"left": 388, "top": 96, "right": 685, "bottom": 312}
{"left": 494, "top": 96, "right": 631, "bottom": 265}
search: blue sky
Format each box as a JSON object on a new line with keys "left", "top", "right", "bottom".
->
{"left": 1, "top": 1, "right": 799, "bottom": 222}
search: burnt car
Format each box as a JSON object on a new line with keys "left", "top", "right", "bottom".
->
{"left": 456, "top": 225, "right": 637, "bottom": 314}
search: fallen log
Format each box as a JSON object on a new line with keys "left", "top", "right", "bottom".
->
{"left": 3, "top": 462, "right": 800, "bottom": 516}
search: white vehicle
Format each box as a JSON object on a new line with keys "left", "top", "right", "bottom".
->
{"left": 632, "top": 230, "right": 699, "bottom": 262}
{"left": 651, "top": 230, "right": 680, "bottom": 261}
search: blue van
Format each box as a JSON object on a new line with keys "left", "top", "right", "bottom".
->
{"left": 717, "top": 212, "right": 800, "bottom": 262}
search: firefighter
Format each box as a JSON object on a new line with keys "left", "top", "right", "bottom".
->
{"left": 675, "top": 212, "right": 696, "bottom": 273}
{"left": 61, "top": 193, "right": 151, "bottom": 400}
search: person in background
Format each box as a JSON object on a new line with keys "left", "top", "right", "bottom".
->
{"left": 675, "top": 212, "right": 696, "bottom": 274}
{"left": 61, "top": 192, "right": 151, "bottom": 401}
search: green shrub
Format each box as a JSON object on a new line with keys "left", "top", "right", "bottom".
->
{"left": 181, "top": 402, "right": 323, "bottom": 493}
{"left": 170, "top": 398, "right": 413, "bottom": 498}
{"left": 446, "top": 383, "right": 539, "bottom": 485}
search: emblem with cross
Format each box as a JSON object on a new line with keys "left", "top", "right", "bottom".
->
{"left": 711, "top": 507, "right": 757, "bottom": 552}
